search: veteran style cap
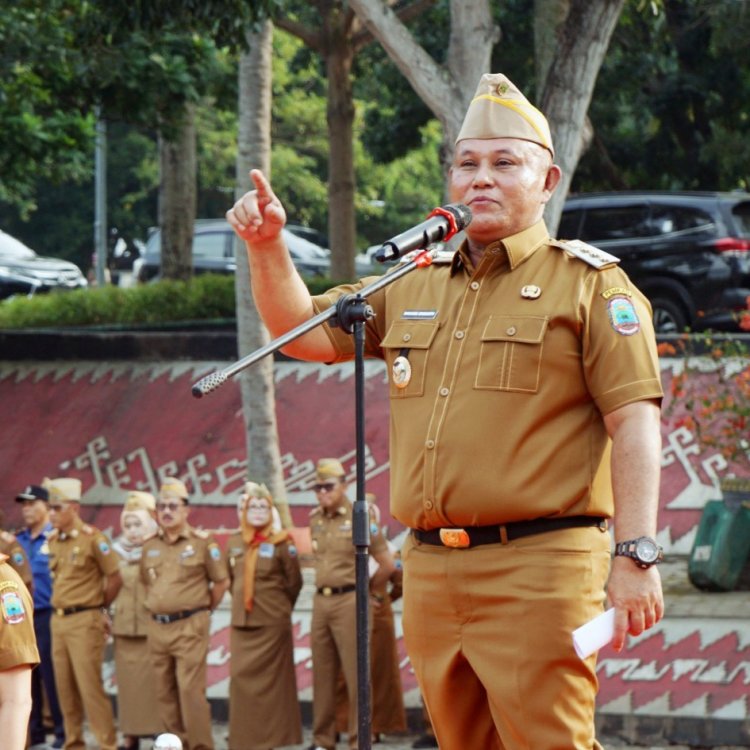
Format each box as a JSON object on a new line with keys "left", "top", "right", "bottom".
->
{"left": 159, "top": 477, "right": 189, "bottom": 502}
{"left": 456, "top": 73, "right": 554, "bottom": 156}
{"left": 316, "top": 458, "right": 346, "bottom": 480}
{"left": 124, "top": 490, "right": 157, "bottom": 513}
{"left": 43, "top": 477, "right": 82, "bottom": 503}
{"left": 15, "top": 484, "right": 49, "bottom": 502}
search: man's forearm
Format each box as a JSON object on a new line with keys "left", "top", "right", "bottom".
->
{"left": 605, "top": 400, "right": 662, "bottom": 538}
{"left": 246, "top": 237, "right": 336, "bottom": 362}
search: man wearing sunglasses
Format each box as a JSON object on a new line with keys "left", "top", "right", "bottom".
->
{"left": 141, "top": 477, "right": 229, "bottom": 750}
{"left": 307, "top": 458, "right": 395, "bottom": 750}
{"left": 46, "top": 477, "right": 122, "bottom": 750}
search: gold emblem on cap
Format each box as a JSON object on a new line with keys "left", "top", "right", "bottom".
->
{"left": 392, "top": 356, "right": 412, "bottom": 389}
{"left": 521, "top": 285, "right": 541, "bottom": 299}
{"left": 495, "top": 82, "right": 509, "bottom": 96}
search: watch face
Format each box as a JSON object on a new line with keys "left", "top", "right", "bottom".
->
{"left": 635, "top": 537, "right": 659, "bottom": 563}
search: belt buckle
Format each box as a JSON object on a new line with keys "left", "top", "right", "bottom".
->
{"left": 321, "top": 587, "right": 333, "bottom": 596}
{"left": 154, "top": 614, "right": 170, "bottom": 624}
{"left": 439, "top": 528, "right": 470, "bottom": 548}
{"left": 56, "top": 608, "right": 64, "bottom": 616}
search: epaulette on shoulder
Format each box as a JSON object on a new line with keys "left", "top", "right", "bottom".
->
{"left": 48, "top": 529, "right": 60, "bottom": 540}
{"left": 309, "top": 506, "right": 322, "bottom": 517}
{"left": 142, "top": 531, "right": 158, "bottom": 543}
{"left": 0, "top": 530, "right": 15, "bottom": 543}
{"left": 191, "top": 527, "right": 210, "bottom": 540}
{"left": 549, "top": 239, "right": 620, "bottom": 270}
{"left": 81, "top": 524, "right": 94, "bottom": 535}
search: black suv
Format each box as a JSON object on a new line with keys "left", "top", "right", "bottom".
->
{"left": 559, "top": 191, "right": 750, "bottom": 333}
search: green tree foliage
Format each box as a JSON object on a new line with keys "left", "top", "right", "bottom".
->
{"left": 574, "top": 0, "right": 750, "bottom": 192}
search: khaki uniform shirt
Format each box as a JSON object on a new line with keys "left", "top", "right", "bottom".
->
{"left": 0, "top": 530, "right": 33, "bottom": 590}
{"left": 48, "top": 518, "right": 119, "bottom": 610}
{"left": 141, "top": 526, "right": 228, "bottom": 614}
{"left": 310, "top": 502, "right": 388, "bottom": 589}
{"left": 226, "top": 531, "right": 303, "bottom": 627}
{"left": 0, "top": 555, "right": 40, "bottom": 669}
{"left": 312, "top": 221, "right": 664, "bottom": 529}
{"left": 111, "top": 545, "right": 151, "bottom": 636}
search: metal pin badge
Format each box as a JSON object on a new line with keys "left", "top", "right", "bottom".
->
{"left": 392, "top": 356, "right": 412, "bottom": 389}
{"left": 521, "top": 285, "right": 542, "bottom": 299}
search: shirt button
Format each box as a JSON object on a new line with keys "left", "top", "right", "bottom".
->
{"left": 470, "top": 281, "right": 480, "bottom": 291}
{"left": 506, "top": 326, "right": 517, "bottom": 336}
{"left": 426, "top": 439, "right": 435, "bottom": 449}
{"left": 424, "top": 500, "right": 434, "bottom": 510}
{"left": 439, "top": 387, "right": 450, "bottom": 397}
{"left": 402, "top": 333, "right": 412, "bottom": 342}
{"left": 455, "top": 330, "right": 465, "bottom": 339}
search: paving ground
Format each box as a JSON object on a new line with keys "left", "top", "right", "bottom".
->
{"left": 81, "top": 723, "right": 748, "bottom": 750}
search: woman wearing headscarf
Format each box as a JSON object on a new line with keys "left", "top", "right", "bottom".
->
{"left": 111, "top": 491, "right": 161, "bottom": 750}
{"left": 226, "top": 482, "right": 303, "bottom": 750}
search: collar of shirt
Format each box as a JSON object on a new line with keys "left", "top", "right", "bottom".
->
{"left": 58, "top": 517, "right": 84, "bottom": 541}
{"left": 17, "top": 522, "right": 53, "bottom": 544}
{"left": 451, "top": 219, "right": 550, "bottom": 276}
{"left": 158, "top": 525, "right": 192, "bottom": 543}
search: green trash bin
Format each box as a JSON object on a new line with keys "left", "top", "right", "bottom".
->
{"left": 688, "top": 478, "right": 750, "bottom": 592}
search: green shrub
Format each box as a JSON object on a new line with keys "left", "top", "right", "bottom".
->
{"left": 0, "top": 273, "right": 362, "bottom": 329}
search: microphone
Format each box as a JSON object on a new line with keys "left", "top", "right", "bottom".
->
{"left": 374, "top": 204, "right": 472, "bottom": 262}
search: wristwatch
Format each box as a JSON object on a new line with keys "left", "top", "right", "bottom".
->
{"left": 614, "top": 536, "right": 664, "bottom": 569}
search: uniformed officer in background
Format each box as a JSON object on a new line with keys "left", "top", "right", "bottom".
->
{"left": 226, "top": 481, "right": 303, "bottom": 750}
{"left": 308, "top": 458, "right": 396, "bottom": 750}
{"left": 112, "top": 490, "right": 161, "bottom": 750}
{"left": 47, "top": 477, "right": 122, "bottom": 750}
{"left": 15, "top": 483, "right": 66, "bottom": 750}
{"left": 0, "top": 551, "right": 40, "bottom": 750}
{"left": 0, "top": 508, "right": 33, "bottom": 592}
{"left": 141, "top": 477, "right": 229, "bottom": 750}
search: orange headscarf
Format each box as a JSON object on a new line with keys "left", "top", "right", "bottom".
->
{"left": 240, "top": 495, "right": 289, "bottom": 612}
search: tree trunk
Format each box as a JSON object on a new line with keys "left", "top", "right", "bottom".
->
{"left": 347, "top": 0, "right": 496, "bottom": 187}
{"left": 324, "top": 7, "right": 357, "bottom": 280}
{"left": 540, "top": 0, "right": 625, "bottom": 234}
{"left": 158, "top": 106, "right": 196, "bottom": 281}
{"left": 234, "top": 19, "right": 291, "bottom": 528}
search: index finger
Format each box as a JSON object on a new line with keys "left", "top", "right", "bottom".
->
{"left": 250, "top": 169, "right": 276, "bottom": 202}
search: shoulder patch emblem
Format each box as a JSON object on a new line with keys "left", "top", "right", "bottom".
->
{"left": 1, "top": 588, "right": 26, "bottom": 624}
{"left": 606, "top": 295, "right": 641, "bottom": 336}
{"left": 288, "top": 544, "right": 298, "bottom": 557}
{"left": 550, "top": 239, "right": 620, "bottom": 269}
{"left": 98, "top": 540, "right": 111, "bottom": 555}
{"left": 11, "top": 552, "right": 25, "bottom": 566}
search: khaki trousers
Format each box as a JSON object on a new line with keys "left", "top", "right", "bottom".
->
{"left": 147, "top": 610, "right": 214, "bottom": 750}
{"left": 51, "top": 608, "right": 117, "bottom": 750}
{"left": 402, "top": 525, "right": 611, "bottom": 750}
{"left": 311, "top": 590, "right": 372, "bottom": 750}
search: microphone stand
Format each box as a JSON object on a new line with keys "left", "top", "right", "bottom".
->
{"left": 192, "top": 247, "right": 441, "bottom": 750}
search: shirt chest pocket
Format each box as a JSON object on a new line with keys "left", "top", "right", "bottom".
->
{"left": 475, "top": 315, "right": 548, "bottom": 393}
{"left": 381, "top": 320, "right": 440, "bottom": 398}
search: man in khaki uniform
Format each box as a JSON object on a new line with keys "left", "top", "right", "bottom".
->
{"left": 307, "top": 459, "right": 395, "bottom": 750}
{"left": 227, "top": 72, "right": 666, "bottom": 750}
{"left": 141, "top": 477, "right": 229, "bottom": 750}
{"left": 0, "top": 511, "right": 33, "bottom": 592}
{"left": 47, "top": 477, "right": 122, "bottom": 750}
{"left": 0, "top": 552, "right": 40, "bottom": 750}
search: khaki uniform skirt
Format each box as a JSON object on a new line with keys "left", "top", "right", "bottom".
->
{"left": 114, "top": 635, "right": 161, "bottom": 736}
{"left": 229, "top": 622, "right": 302, "bottom": 750}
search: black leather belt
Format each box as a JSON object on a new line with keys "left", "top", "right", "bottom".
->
{"left": 413, "top": 515, "right": 608, "bottom": 549}
{"left": 317, "top": 584, "right": 356, "bottom": 596}
{"left": 152, "top": 607, "right": 209, "bottom": 624}
{"left": 55, "top": 605, "right": 101, "bottom": 616}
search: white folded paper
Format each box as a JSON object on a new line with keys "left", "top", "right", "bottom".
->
{"left": 572, "top": 607, "right": 616, "bottom": 659}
